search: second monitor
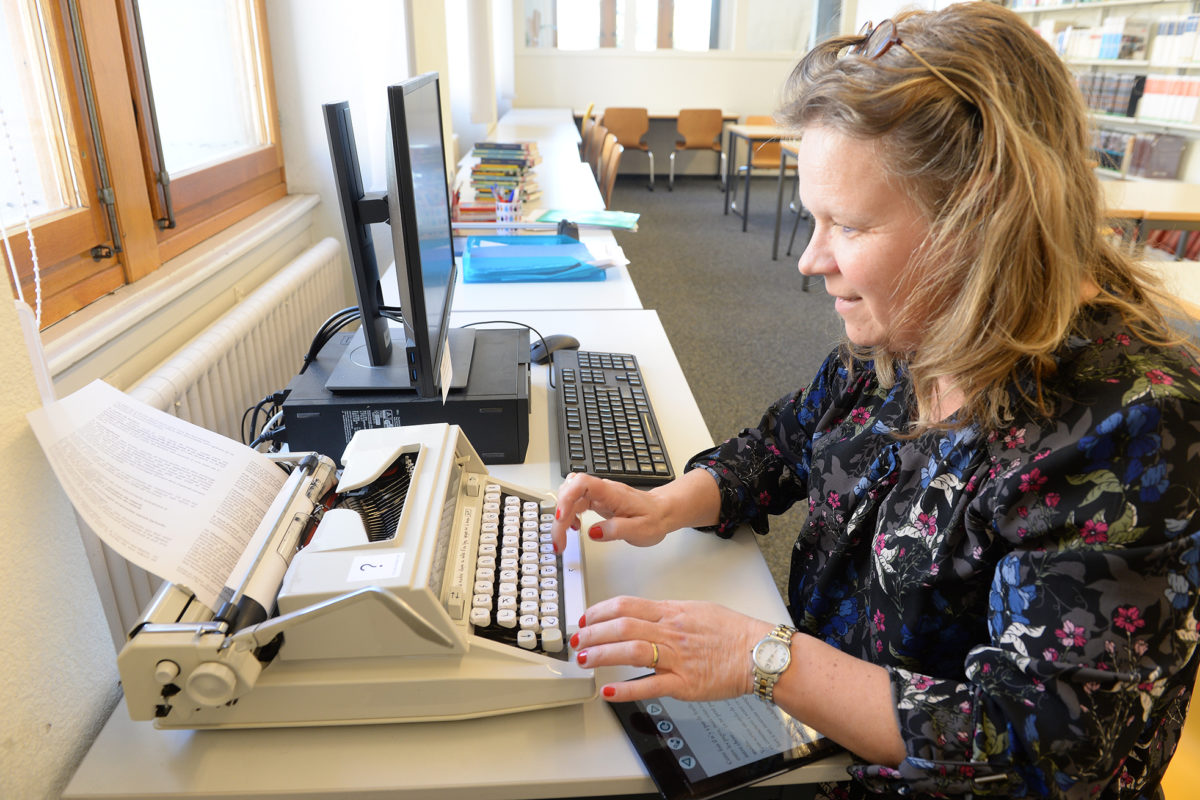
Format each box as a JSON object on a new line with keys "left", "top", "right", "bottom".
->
{"left": 291, "top": 73, "right": 529, "bottom": 463}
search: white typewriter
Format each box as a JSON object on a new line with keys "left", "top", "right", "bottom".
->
{"left": 117, "top": 423, "right": 594, "bottom": 728}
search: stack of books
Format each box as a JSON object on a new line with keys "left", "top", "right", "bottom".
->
{"left": 468, "top": 141, "right": 542, "bottom": 206}
{"left": 1077, "top": 72, "right": 1146, "bottom": 117}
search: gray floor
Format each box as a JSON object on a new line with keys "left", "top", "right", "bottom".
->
{"left": 605, "top": 173, "right": 843, "bottom": 599}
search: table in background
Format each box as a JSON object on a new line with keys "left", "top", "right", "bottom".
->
{"left": 773, "top": 140, "right": 804, "bottom": 261}
{"left": 722, "top": 123, "right": 791, "bottom": 232}
{"left": 63, "top": 308, "right": 851, "bottom": 800}
{"left": 1102, "top": 179, "right": 1200, "bottom": 257}
{"left": 453, "top": 108, "right": 643, "bottom": 311}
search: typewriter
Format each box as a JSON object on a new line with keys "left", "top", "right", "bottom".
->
{"left": 117, "top": 423, "right": 594, "bottom": 728}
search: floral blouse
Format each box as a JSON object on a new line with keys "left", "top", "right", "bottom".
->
{"left": 688, "top": 307, "right": 1200, "bottom": 799}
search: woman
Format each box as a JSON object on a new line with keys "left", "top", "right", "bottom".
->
{"left": 550, "top": 4, "right": 1200, "bottom": 798}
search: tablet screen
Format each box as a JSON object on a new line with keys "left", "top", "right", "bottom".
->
{"left": 610, "top": 677, "right": 842, "bottom": 800}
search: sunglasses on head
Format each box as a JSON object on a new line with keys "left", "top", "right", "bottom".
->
{"left": 850, "top": 20, "right": 973, "bottom": 106}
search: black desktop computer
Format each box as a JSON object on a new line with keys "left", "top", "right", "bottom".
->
{"left": 281, "top": 327, "right": 530, "bottom": 465}
{"left": 304, "top": 75, "right": 529, "bottom": 465}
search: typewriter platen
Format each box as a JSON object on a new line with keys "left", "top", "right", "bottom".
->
{"left": 117, "top": 423, "right": 594, "bottom": 728}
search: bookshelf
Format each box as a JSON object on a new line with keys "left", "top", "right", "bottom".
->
{"left": 1010, "top": 0, "right": 1200, "bottom": 181}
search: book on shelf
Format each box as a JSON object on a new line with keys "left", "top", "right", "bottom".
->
{"left": 1148, "top": 14, "right": 1200, "bottom": 66}
{"left": 1137, "top": 75, "right": 1200, "bottom": 125}
{"left": 1128, "top": 133, "right": 1187, "bottom": 179}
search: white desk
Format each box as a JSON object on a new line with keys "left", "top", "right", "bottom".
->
{"left": 64, "top": 309, "right": 850, "bottom": 799}
{"left": 452, "top": 108, "right": 642, "bottom": 311}
{"left": 381, "top": 253, "right": 643, "bottom": 314}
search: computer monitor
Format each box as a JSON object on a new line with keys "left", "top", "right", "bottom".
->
{"left": 322, "top": 72, "right": 473, "bottom": 398}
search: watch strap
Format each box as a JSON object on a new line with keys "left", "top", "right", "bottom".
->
{"left": 752, "top": 623, "right": 797, "bottom": 703}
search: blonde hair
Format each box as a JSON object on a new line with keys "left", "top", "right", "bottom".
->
{"left": 778, "top": 1, "right": 1185, "bottom": 434}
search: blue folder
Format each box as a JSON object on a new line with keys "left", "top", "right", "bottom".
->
{"left": 462, "top": 235, "right": 607, "bottom": 283}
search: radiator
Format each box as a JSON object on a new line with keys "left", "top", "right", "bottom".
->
{"left": 85, "top": 237, "right": 347, "bottom": 648}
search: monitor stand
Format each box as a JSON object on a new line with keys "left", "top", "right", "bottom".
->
{"left": 324, "top": 323, "right": 476, "bottom": 393}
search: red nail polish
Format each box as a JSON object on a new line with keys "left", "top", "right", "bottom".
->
{"left": 578, "top": 614, "right": 586, "bottom": 628}
{"left": 570, "top": 632, "right": 579, "bottom": 649}
{"left": 602, "top": 686, "right": 616, "bottom": 698}
{"left": 576, "top": 649, "right": 587, "bottom": 665}
{"left": 588, "top": 525, "right": 603, "bottom": 540}
{"left": 555, "top": 508, "right": 561, "bottom": 520}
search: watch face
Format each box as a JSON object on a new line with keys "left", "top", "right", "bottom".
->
{"left": 754, "top": 638, "right": 790, "bottom": 673}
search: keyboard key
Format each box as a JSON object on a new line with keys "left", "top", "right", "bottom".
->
{"left": 470, "top": 607, "right": 491, "bottom": 627}
{"left": 517, "top": 630, "right": 537, "bottom": 649}
{"left": 541, "top": 627, "right": 564, "bottom": 652}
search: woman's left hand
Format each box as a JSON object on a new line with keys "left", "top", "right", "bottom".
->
{"left": 572, "top": 595, "right": 775, "bottom": 703}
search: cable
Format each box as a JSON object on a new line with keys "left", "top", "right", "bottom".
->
{"left": 299, "top": 305, "right": 406, "bottom": 374}
{"left": 457, "top": 319, "right": 555, "bottom": 388}
{"left": 249, "top": 426, "right": 286, "bottom": 450}
{"left": 241, "top": 390, "right": 288, "bottom": 446}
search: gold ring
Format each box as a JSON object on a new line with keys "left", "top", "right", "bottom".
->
{"left": 650, "top": 642, "right": 660, "bottom": 669}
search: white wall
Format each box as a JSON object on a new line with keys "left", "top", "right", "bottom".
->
{"left": 0, "top": 300, "right": 121, "bottom": 799}
{"left": 267, "top": 0, "right": 414, "bottom": 276}
{"left": 513, "top": 48, "right": 800, "bottom": 120}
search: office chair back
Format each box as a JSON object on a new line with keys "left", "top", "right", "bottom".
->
{"left": 744, "top": 115, "right": 782, "bottom": 169}
{"left": 584, "top": 123, "right": 608, "bottom": 178}
{"left": 602, "top": 107, "right": 654, "bottom": 188}
{"left": 600, "top": 142, "right": 624, "bottom": 208}
{"left": 602, "top": 107, "right": 650, "bottom": 149}
{"left": 579, "top": 102, "right": 596, "bottom": 156}
{"left": 675, "top": 109, "right": 723, "bottom": 151}
{"left": 671, "top": 108, "right": 726, "bottom": 189}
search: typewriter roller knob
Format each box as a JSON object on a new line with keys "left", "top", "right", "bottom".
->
{"left": 185, "top": 661, "right": 239, "bottom": 707}
{"left": 153, "top": 660, "right": 181, "bottom": 685}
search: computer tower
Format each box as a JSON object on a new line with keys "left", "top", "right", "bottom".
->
{"left": 281, "top": 328, "right": 530, "bottom": 465}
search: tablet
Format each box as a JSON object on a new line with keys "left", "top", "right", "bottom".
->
{"left": 610, "top": 676, "right": 842, "bottom": 800}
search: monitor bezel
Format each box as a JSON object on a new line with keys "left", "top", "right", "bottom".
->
{"left": 385, "top": 72, "right": 457, "bottom": 398}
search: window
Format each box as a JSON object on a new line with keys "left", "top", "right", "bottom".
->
{"left": 522, "top": 0, "right": 812, "bottom": 53}
{"left": 0, "top": 0, "right": 284, "bottom": 330}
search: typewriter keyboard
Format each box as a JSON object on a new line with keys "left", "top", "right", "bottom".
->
{"left": 468, "top": 485, "right": 568, "bottom": 659}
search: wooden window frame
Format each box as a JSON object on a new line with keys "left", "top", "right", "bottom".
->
{"left": 4, "top": 0, "right": 285, "bottom": 329}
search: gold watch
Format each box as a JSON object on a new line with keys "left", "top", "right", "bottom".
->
{"left": 751, "top": 623, "right": 797, "bottom": 704}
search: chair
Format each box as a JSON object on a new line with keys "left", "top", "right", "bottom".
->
{"left": 601, "top": 107, "right": 654, "bottom": 190}
{"left": 669, "top": 109, "right": 726, "bottom": 191}
{"left": 578, "top": 102, "right": 596, "bottom": 157}
{"left": 583, "top": 122, "right": 608, "bottom": 179}
{"left": 732, "top": 114, "right": 795, "bottom": 222}
{"left": 599, "top": 141, "right": 624, "bottom": 209}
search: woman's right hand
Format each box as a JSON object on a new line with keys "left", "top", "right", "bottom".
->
{"left": 549, "top": 469, "right": 722, "bottom": 554}
{"left": 549, "top": 473, "right": 673, "bottom": 554}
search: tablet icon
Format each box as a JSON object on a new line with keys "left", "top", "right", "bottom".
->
{"left": 679, "top": 755, "right": 697, "bottom": 770}
{"left": 656, "top": 719, "right": 674, "bottom": 734}
{"left": 667, "top": 737, "right": 684, "bottom": 750}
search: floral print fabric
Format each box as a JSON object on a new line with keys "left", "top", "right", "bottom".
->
{"left": 688, "top": 308, "right": 1200, "bottom": 798}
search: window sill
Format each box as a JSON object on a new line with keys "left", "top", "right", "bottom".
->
{"left": 43, "top": 194, "right": 320, "bottom": 396}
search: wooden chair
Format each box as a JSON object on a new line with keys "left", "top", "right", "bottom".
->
{"left": 599, "top": 141, "right": 624, "bottom": 208}
{"left": 578, "top": 102, "right": 595, "bottom": 157}
{"left": 583, "top": 123, "right": 608, "bottom": 179}
{"left": 601, "top": 107, "right": 654, "bottom": 190}
{"left": 732, "top": 114, "right": 795, "bottom": 221}
{"left": 669, "top": 109, "right": 726, "bottom": 191}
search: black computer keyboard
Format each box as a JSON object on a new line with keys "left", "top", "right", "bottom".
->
{"left": 554, "top": 350, "right": 675, "bottom": 486}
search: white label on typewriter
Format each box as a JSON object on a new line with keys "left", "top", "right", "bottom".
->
{"left": 348, "top": 553, "right": 404, "bottom": 582}
{"left": 449, "top": 505, "right": 475, "bottom": 597}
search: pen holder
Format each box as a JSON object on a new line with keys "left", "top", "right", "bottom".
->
{"left": 495, "top": 199, "right": 521, "bottom": 236}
